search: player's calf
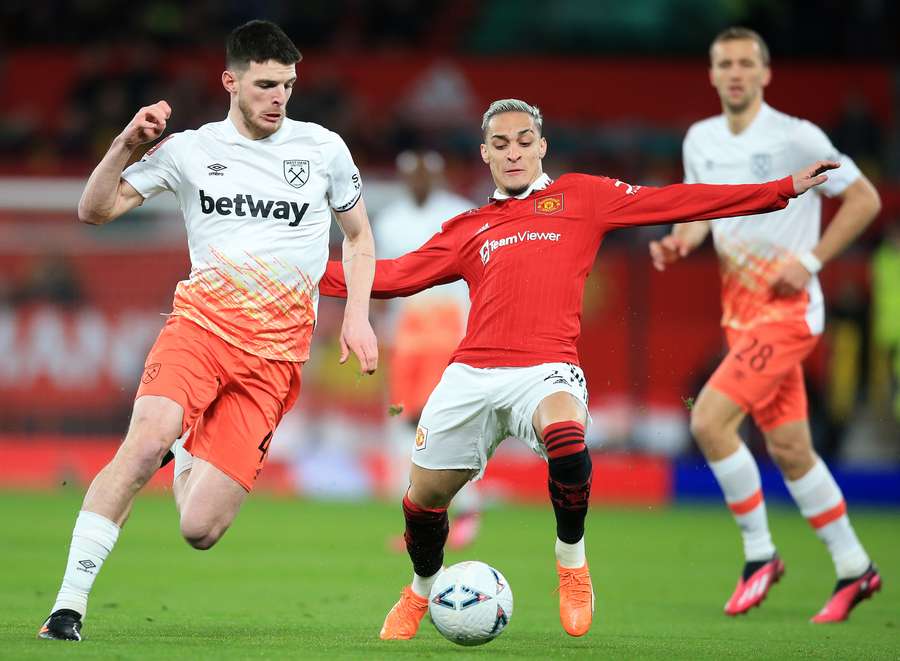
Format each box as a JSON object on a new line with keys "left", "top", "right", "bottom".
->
{"left": 544, "top": 421, "right": 592, "bottom": 543}
{"left": 402, "top": 492, "right": 449, "bottom": 578}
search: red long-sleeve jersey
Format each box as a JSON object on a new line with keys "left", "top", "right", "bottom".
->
{"left": 320, "top": 173, "right": 797, "bottom": 368}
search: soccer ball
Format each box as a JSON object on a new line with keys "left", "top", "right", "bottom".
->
{"left": 428, "top": 561, "right": 513, "bottom": 646}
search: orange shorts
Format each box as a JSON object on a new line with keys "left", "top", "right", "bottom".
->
{"left": 136, "top": 316, "right": 302, "bottom": 491}
{"left": 708, "top": 320, "right": 819, "bottom": 432}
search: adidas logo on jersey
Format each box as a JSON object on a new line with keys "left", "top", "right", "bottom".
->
{"left": 199, "top": 190, "right": 309, "bottom": 227}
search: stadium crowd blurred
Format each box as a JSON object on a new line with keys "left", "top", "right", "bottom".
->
{"left": 2, "top": 1, "right": 898, "bottom": 181}
{"left": 1, "top": 1, "right": 899, "bottom": 475}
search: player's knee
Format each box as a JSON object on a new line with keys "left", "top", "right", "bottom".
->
{"left": 124, "top": 425, "right": 173, "bottom": 465}
{"left": 180, "top": 514, "right": 227, "bottom": 550}
{"left": 111, "top": 437, "right": 169, "bottom": 486}
{"left": 689, "top": 406, "right": 718, "bottom": 446}
{"left": 766, "top": 438, "right": 808, "bottom": 475}
{"left": 410, "top": 486, "right": 452, "bottom": 510}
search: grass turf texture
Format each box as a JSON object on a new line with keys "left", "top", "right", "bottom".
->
{"left": 2, "top": 490, "right": 897, "bottom": 659}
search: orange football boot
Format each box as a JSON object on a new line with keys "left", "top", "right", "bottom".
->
{"left": 379, "top": 586, "right": 429, "bottom": 640}
{"left": 557, "top": 562, "right": 594, "bottom": 636}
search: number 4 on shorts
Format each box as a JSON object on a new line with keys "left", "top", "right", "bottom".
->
{"left": 258, "top": 431, "right": 273, "bottom": 462}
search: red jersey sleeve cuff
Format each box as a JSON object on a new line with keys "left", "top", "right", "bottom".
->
{"left": 318, "top": 260, "right": 347, "bottom": 298}
{"left": 776, "top": 175, "right": 797, "bottom": 199}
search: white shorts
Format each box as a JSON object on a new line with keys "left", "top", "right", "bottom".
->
{"left": 411, "top": 362, "right": 590, "bottom": 479}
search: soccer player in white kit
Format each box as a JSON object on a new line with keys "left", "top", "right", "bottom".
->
{"left": 376, "top": 150, "right": 483, "bottom": 550}
{"left": 650, "top": 27, "right": 882, "bottom": 622}
{"left": 38, "top": 20, "right": 378, "bottom": 641}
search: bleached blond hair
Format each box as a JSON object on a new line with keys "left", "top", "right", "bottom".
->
{"left": 481, "top": 99, "right": 543, "bottom": 136}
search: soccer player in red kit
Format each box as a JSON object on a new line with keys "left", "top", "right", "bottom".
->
{"left": 320, "top": 99, "right": 837, "bottom": 639}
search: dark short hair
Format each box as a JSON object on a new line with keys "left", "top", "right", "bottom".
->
{"left": 226, "top": 20, "right": 302, "bottom": 71}
{"left": 710, "top": 26, "right": 770, "bottom": 66}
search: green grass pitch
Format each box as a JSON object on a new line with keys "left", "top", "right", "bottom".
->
{"left": 1, "top": 489, "right": 897, "bottom": 659}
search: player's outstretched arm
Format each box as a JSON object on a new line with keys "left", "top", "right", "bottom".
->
{"left": 603, "top": 160, "right": 841, "bottom": 230}
{"left": 334, "top": 200, "right": 379, "bottom": 374}
{"left": 649, "top": 220, "right": 710, "bottom": 272}
{"left": 78, "top": 101, "right": 171, "bottom": 225}
{"left": 319, "top": 228, "right": 462, "bottom": 300}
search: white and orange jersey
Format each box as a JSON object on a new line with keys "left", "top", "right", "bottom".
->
{"left": 683, "top": 102, "right": 861, "bottom": 334}
{"left": 123, "top": 116, "right": 362, "bottom": 362}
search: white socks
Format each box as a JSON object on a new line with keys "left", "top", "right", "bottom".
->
{"left": 411, "top": 567, "right": 443, "bottom": 598}
{"left": 708, "top": 444, "right": 776, "bottom": 562}
{"left": 556, "top": 537, "right": 586, "bottom": 569}
{"left": 785, "top": 459, "right": 870, "bottom": 578}
{"left": 51, "top": 510, "right": 120, "bottom": 618}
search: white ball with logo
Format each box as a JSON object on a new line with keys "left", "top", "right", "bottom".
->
{"left": 428, "top": 561, "right": 513, "bottom": 646}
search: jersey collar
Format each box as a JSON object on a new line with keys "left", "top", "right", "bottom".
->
{"left": 724, "top": 102, "right": 771, "bottom": 137}
{"left": 490, "top": 173, "right": 552, "bottom": 201}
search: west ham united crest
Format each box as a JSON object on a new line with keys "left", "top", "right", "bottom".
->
{"left": 284, "top": 159, "right": 309, "bottom": 188}
{"left": 750, "top": 153, "right": 771, "bottom": 180}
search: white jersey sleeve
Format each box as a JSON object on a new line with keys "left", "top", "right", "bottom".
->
{"left": 122, "top": 134, "right": 184, "bottom": 198}
{"left": 790, "top": 120, "right": 861, "bottom": 198}
{"left": 326, "top": 133, "right": 362, "bottom": 212}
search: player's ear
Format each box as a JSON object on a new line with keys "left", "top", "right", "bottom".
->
{"left": 480, "top": 143, "right": 490, "bottom": 164}
{"left": 539, "top": 137, "right": 547, "bottom": 158}
{"left": 222, "top": 70, "right": 238, "bottom": 94}
{"left": 761, "top": 66, "right": 772, "bottom": 88}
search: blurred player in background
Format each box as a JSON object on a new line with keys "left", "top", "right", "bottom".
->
{"left": 376, "top": 150, "right": 482, "bottom": 550}
{"left": 650, "top": 27, "right": 882, "bottom": 622}
{"left": 322, "top": 98, "right": 837, "bottom": 640}
{"left": 38, "top": 20, "right": 378, "bottom": 641}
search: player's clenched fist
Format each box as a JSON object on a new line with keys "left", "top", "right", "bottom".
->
{"left": 120, "top": 101, "right": 172, "bottom": 149}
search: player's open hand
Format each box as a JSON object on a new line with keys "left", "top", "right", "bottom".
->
{"left": 120, "top": 101, "right": 172, "bottom": 150}
{"left": 792, "top": 160, "right": 839, "bottom": 195}
{"left": 649, "top": 234, "right": 690, "bottom": 271}
{"left": 339, "top": 311, "right": 378, "bottom": 375}
{"left": 771, "top": 258, "right": 812, "bottom": 297}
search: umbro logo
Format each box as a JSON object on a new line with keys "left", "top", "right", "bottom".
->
{"left": 76, "top": 559, "right": 97, "bottom": 573}
{"left": 207, "top": 163, "right": 227, "bottom": 176}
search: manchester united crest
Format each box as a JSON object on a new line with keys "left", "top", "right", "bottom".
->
{"left": 284, "top": 159, "right": 309, "bottom": 188}
{"left": 414, "top": 425, "right": 428, "bottom": 451}
{"left": 535, "top": 194, "right": 563, "bottom": 214}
